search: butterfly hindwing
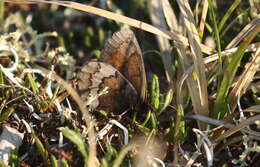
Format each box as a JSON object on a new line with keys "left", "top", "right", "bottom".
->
{"left": 77, "top": 61, "right": 137, "bottom": 112}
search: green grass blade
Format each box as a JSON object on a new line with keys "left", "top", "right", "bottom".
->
{"left": 31, "top": 129, "right": 49, "bottom": 162}
{"left": 0, "top": 101, "right": 5, "bottom": 115}
{"left": 158, "top": 88, "right": 173, "bottom": 115}
{"left": 218, "top": 0, "right": 241, "bottom": 33}
{"left": 136, "top": 123, "right": 151, "bottom": 134}
{"left": 61, "top": 158, "right": 69, "bottom": 167}
{"left": 62, "top": 127, "right": 89, "bottom": 162}
{"left": 49, "top": 85, "right": 60, "bottom": 105}
{"left": 50, "top": 155, "right": 58, "bottom": 167}
{"left": 27, "top": 73, "right": 39, "bottom": 94}
{"left": 58, "top": 35, "right": 66, "bottom": 48}
{"left": 174, "top": 104, "right": 185, "bottom": 140}
{"left": 105, "top": 145, "right": 118, "bottom": 161}
{"left": 0, "top": 68, "right": 4, "bottom": 85}
{"left": 208, "top": 0, "right": 222, "bottom": 67}
{"left": 0, "top": 107, "right": 14, "bottom": 122}
{"left": 151, "top": 74, "right": 160, "bottom": 111}
{"left": 141, "top": 110, "right": 151, "bottom": 126}
{"left": 10, "top": 149, "right": 19, "bottom": 167}
{"left": 150, "top": 112, "right": 158, "bottom": 130}
{"left": 213, "top": 25, "right": 260, "bottom": 119}
{"left": 112, "top": 145, "right": 132, "bottom": 167}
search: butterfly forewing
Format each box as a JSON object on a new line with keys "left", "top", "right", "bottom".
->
{"left": 101, "top": 28, "right": 147, "bottom": 102}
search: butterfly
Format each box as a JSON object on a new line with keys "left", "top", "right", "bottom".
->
{"left": 77, "top": 28, "right": 147, "bottom": 113}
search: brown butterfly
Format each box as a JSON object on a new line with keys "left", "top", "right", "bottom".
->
{"left": 77, "top": 28, "right": 147, "bottom": 113}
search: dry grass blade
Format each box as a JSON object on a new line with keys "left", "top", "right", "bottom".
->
{"left": 193, "top": 128, "right": 214, "bottom": 166}
{"left": 177, "top": 0, "right": 209, "bottom": 129}
{"left": 198, "top": 0, "right": 209, "bottom": 38}
{"left": 162, "top": 0, "right": 179, "bottom": 31}
{"left": 187, "top": 114, "right": 260, "bottom": 137}
{"left": 147, "top": 0, "right": 174, "bottom": 83}
{"left": 0, "top": 0, "right": 215, "bottom": 55}
{"left": 35, "top": 66, "right": 97, "bottom": 167}
{"left": 244, "top": 105, "right": 260, "bottom": 113}
{"left": 162, "top": 0, "right": 207, "bottom": 134}
{"left": 1, "top": 0, "right": 185, "bottom": 44}
{"left": 214, "top": 135, "right": 244, "bottom": 156}
{"left": 204, "top": 43, "right": 259, "bottom": 64}
{"left": 230, "top": 47, "right": 260, "bottom": 111}
{"left": 160, "top": 1, "right": 196, "bottom": 164}
{"left": 226, "top": 14, "right": 260, "bottom": 49}
{"left": 214, "top": 114, "right": 260, "bottom": 144}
